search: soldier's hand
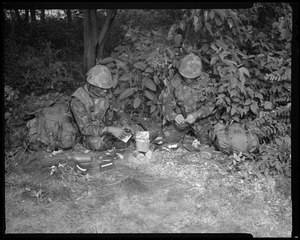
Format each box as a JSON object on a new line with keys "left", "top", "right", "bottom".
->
{"left": 175, "top": 114, "right": 185, "bottom": 125}
{"left": 185, "top": 113, "right": 197, "bottom": 124}
{"left": 122, "top": 124, "right": 135, "bottom": 135}
{"left": 107, "top": 126, "right": 127, "bottom": 140}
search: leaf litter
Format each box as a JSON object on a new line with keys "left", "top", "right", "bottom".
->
{"left": 5, "top": 147, "right": 292, "bottom": 236}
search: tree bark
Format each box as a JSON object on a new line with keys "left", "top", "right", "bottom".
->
{"left": 98, "top": 29, "right": 109, "bottom": 59}
{"left": 30, "top": 9, "right": 36, "bottom": 22}
{"left": 25, "top": 9, "right": 29, "bottom": 22}
{"left": 14, "top": 9, "right": 21, "bottom": 23}
{"left": 41, "top": 9, "right": 45, "bottom": 22}
{"left": 66, "top": 9, "right": 72, "bottom": 27}
{"left": 83, "top": 9, "right": 99, "bottom": 73}
{"left": 83, "top": 9, "right": 117, "bottom": 73}
{"left": 96, "top": 9, "right": 117, "bottom": 60}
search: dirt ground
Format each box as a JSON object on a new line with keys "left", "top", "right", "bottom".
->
{"left": 4, "top": 146, "right": 292, "bottom": 236}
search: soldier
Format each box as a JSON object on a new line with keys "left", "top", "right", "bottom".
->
{"left": 161, "top": 53, "right": 215, "bottom": 147}
{"left": 70, "top": 65, "right": 134, "bottom": 151}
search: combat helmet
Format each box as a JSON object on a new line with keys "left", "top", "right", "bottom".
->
{"left": 86, "top": 65, "right": 113, "bottom": 89}
{"left": 178, "top": 53, "right": 202, "bottom": 79}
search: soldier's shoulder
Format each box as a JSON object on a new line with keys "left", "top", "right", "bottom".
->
{"left": 72, "top": 87, "right": 85, "bottom": 96}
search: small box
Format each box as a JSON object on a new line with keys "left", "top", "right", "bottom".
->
{"left": 136, "top": 131, "right": 150, "bottom": 153}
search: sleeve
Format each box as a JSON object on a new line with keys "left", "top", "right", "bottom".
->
{"left": 161, "top": 84, "right": 178, "bottom": 122}
{"left": 70, "top": 97, "right": 106, "bottom": 136}
{"left": 194, "top": 101, "right": 215, "bottom": 119}
{"left": 116, "top": 110, "right": 131, "bottom": 126}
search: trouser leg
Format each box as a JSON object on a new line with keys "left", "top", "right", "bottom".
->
{"left": 83, "top": 136, "right": 111, "bottom": 151}
{"left": 191, "top": 120, "right": 214, "bottom": 145}
{"left": 162, "top": 123, "right": 190, "bottom": 144}
{"left": 83, "top": 135, "right": 130, "bottom": 151}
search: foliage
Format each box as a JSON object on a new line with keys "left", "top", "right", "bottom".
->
{"left": 255, "top": 139, "right": 291, "bottom": 178}
{"left": 105, "top": 6, "right": 292, "bottom": 177}
{"left": 5, "top": 37, "right": 77, "bottom": 96}
{"left": 102, "top": 25, "right": 184, "bottom": 122}
{"left": 4, "top": 7, "right": 292, "bottom": 178}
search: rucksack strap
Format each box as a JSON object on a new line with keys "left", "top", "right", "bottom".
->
{"left": 245, "top": 130, "right": 252, "bottom": 152}
{"left": 37, "top": 111, "right": 45, "bottom": 142}
{"left": 224, "top": 126, "right": 233, "bottom": 154}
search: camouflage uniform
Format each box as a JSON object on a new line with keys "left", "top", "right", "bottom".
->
{"left": 70, "top": 85, "right": 129, "bottom": 151}
{"left": 162, "top": 69, "right": 215, "bottom": 144}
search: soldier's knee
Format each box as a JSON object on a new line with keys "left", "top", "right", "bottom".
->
{"left": 84, "top": 136, "right": 112, "bottom": 151}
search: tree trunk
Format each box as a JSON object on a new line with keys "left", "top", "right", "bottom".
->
{"left": 98, "top": 30, "right": 109, "bottom": 59}
{"left": 30, "top": 9, "right": 36, "bottom": 22}
{"left": 14, "top": 9, "right": 21, "bottom": 23}
{"left": 41, "top": 9, "right": 45, "bottom": 22}
{"left": 83, "top": 9, "right": 99, "bottom": 73}
{"left": 96, "top": 9, "right": 117, "bottom": 60}
{"left": 25, "top": 9, "right": 29, "bottom": 22}
{"left": 66, "top": 9, "right": 72, "bottom": 27}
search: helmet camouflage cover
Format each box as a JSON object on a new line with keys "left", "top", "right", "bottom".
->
{"left": 179, "top": 53, "right": 202, "bottom": 79}
{"left": 87, "top": 65, "right": 113, "bottom": 89}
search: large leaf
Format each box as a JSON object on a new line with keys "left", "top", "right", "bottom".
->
{"left": 239, "top": 67, "right": 250, "bottom": 77}
{"left": 174, "top": 34, "right": 182, "bottom": 46}
{"left": 114, "top": 86, "right": 123, "bottom": 95}
{"left": 210, "top": 56, "right": 219, "bottom": 66}
{"left": 171, "top": 75, "right": 181, "bottom": 88}
{"left": 134, "top": 62, "right": 146, "bottom": 71}
{"left": 166, "top": 48, "right": 175, "bottom": 59}
{"left": 230, "top": 105, "right": 236, "bottom": 116}
{"left": 179, "top": 21, "right": 186, "bottom": 31}
{"left": 210, "top": 44, "right": 219, "bottom": 52}
{"left": 202, "top": 44, "right": 209, "bottom": 52}
{"left": 145, "top": 90, "right": 158, "bottom": 102}
{"left": 246, "top": 87, "right": 254, "bottom": 98}
{"left": 145, "top": 67, "right": 154, "bottom": 73}
{"left": 119, "top": 74, "right": 131, "bottom": 82}
{"left": 145, "top": 90, "right": 154, "bottom": 101}
{"left": 230, "top": 89, "right": 238, "bottom": 97}
{"left": 194, "top": 22, "right": 202, "bottom": 32}
{"left": 244, "top": 99, "right": 251, "bottom": 105}
{"left": 150, "top": 105, "right": 157, "bottom": 113}
{"left": 112, "top": 71, "right": 119, "bottom": 88}
{"left": 264, "top": 101, "right": 273, "bottom": 110}
{"left": 227, "top": 18, "right": 233, "bottom": 28}
{"left": 230, "top": 78, "right": 238, "bottom": 89}
{"left": 250, "top": 102, "right": 258, "bottom": 114}
{"left": 209, "top": 10, "right": 215, "bottom": 19}
{"left": 205, "top": 22, "right": 213, "bottom": 35}
{"left": 254, "top": 92, "right": 263, "bottom": 100}
{"left": 115, "top": 59, "right": 127, "bottom": 70}
{"left": 220, "top": 51, "right": 231, "bottom": 61}
{"left": 133, "top": 97, "right": 142, "bottom": 109}
{"left": 144, "top": 78, "right": 156, "bottom": 91}
{"left": 214, "top": 17, "right": 222, "bottom": 26}
{"left": 193, "top": 15, "right": 199, "bottom": 25}
{"left": 119, "top": 88, "right": 135, "bottom": 100}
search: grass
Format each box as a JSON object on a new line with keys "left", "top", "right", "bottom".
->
{"left": 5, "top": 148, "right": 292, "bottom": 236}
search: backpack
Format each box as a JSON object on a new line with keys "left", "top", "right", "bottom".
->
{"left": 25, "top": 102, "right": 79, "bottom": 151}
{"left": 213, "top": 122, "right": 259, "bottom": 156}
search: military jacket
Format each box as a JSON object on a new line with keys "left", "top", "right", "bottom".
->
{"left": 162, "top": 73, "right": 214, "bottom": 124}
{"left": 70, "top": 84, "right": 127, "bottom": 137}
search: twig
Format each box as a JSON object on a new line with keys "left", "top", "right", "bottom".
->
{"left": 69, "top": 69, "right": 86, "bottom": 80}
{"left": 6, "top": 122, "right": 21, "bottom": 137}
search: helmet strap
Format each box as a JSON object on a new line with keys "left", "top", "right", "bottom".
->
{"left": 182, "top": 77, "right": 196, "bottom": 85}
{"left": 86, "top": 84, "right": 107, "bottom": 99}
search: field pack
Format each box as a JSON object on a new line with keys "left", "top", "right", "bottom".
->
{"left": 213, "top": 122, "right": 259, "bottom": 156}
{"left": 25, "top": 103, "right": 79, "bottom": 151}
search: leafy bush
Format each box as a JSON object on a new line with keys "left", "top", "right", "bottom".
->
{"left": 103, "top": 6, "right": 292, "bottom": 177}
{"left": 101, "top": 25, "right": 188, "bottom": 122}
{"left": 5, "top": 38, "right": 78, "bottom": 96}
